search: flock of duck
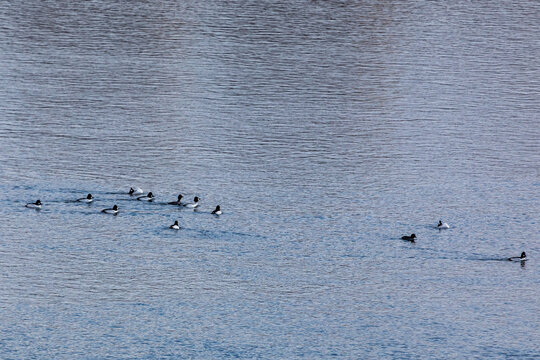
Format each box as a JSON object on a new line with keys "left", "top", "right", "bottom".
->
{"left": 24, "top": 190, "right": 527, "bottom": 262}
{"left": 25, "top": 186, "right": 221, "bottom": 230}
{"left": 400, "top": 221, "right": 449, "bottom": 241}
{"left": 400, "top": 221, "right": 527, "bottom": 262}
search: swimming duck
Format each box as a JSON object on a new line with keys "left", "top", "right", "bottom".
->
{"left": 508, "top": 252, "right": 527, "bottom": 261}
{"left": 168, "top": 194, "right": 183, "bottom": 205}
{"left": 77, "top": 194, "right": 94, "bottom": 203}
{"left": 401, "top": 234, "right": 416, "bottom": 242}
{"left": 137, "top": 192, "right": 154, "bottom": 201}
{"left": 437, "top": 220, "right": 450, "bottom": 229}
{"left": 170, "top": 220, "right": 180, "bottom": 230}
{"left": 129, "top": 187, "right": 143, "bottom": 195}
{"left": 25, "top": 200, "right": 42, "bottom": 209}
{"left": 102, "top": 205, "right": 118, "bottom": 214}
{"left": 211, "top": 205, "right": 222, "bottom": 215}
{"left": 183, "top": 196, "right": 200, "bottom": 208}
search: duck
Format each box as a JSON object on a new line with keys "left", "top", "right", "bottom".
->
{"left": 183, "top": 196, "right": 200, "bottom": 208}
{"left": 170, "top": 220, "right": 180, "bottom": 230}
{"left": 508, "top": 252, "right": 527, "bottom": 261}
{"left": 168, "top": 194, "right": 183, "bottom": 205}
{"left": 437, "top": 220, "right": 450, "bottom": 229}
{"left": 101, "top": 205, "right": 118, "bottom": 214}
{"left": 211, "top": 205, "right": 222, "bottom": 215}
{"left": 401, "top": 234, "right": 416, "bottom": 242}
{"left": 77, "top": 194, "right": 94, "bottom": 203}
{"left": 25, "top": 200, "right": 42, "bottom": 209}
{"left": 129, "top": 187, "right": 143, "bottom": 195}
{"left": 137, "top": 192, "right": 154, "bottom": 201}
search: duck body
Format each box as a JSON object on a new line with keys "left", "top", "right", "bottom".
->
{"left": 401, "top": 234, "right": 416, "bottom": 242}
{"left": 211, "top": 205, "right": 222, "bottom": 215}
{"left": 102, "top": 205, "right": 118, "bottom": 214}
{"left": 77, "top": 194, "right": 94, "bottom": 203}
{"left": 184, "top": 196, "right": 200, "bottom": 209}
{"left": 129, "top": 187, "right": 143, "bottom": 195}
{"left": 508, "top": 252, "right": 527, "bottom": 261}
{"left": 137, "top": 192, "right": 154, "bottom": 201}
{"left": 168, "top": 194, "right": 183, "bottom": 205}
{"left": 170, "top": 220, "right": 180, "bottom": 230}
{"left": 25, "top": 200, "right": 42, "bottom": 209}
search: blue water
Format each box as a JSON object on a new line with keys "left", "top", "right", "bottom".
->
{"left": 1, "top": 0, "right": 539, "bottom": 358}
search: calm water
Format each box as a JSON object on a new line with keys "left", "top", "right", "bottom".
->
{"left": 1, "top": 0, "right": 539, "bottom": 358}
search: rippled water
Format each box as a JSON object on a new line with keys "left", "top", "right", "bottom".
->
{"left": 1, "top": 1, "right": 539, "bottom": 358}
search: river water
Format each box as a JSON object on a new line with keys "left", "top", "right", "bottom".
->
{"left": 0, "top": 1, "right": 539, "bottom": 358}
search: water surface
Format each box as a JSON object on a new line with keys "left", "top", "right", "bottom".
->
{"left": 1, "top": 1, "right": 539, "bottom": 358}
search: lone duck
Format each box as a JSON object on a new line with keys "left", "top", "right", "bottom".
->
{"left": 508, "top": 252, "right": 527, "bottom": 261}
{"left": 25, "top": 200, "right": 42, "bottom": 209}
{"left": 170, "top": 220, "right": 180, "bottom": 230}
{"left": 129, "top": 187, "right": 143, "bottom": 195}
{"left": 211, "top": 205, "right": 222, "bottom": 215}
{"left": 137, "top": 192, "right": 154, "bottom": 201}
{"left": 437, "top": 220, "right": 450, "bottom": 229}
{"left": 401, "top": 234, "right": 416, "bottom": 242}
{"left": 77, "top": 194, "right": 94, "bottom": 203}
{"left": 168, "top": 194, "right": 183, "bottom": 205}
{"left": 102, "top": 205, "right": 118, "bottom": 214}
{"left": 184, "top": 196, "right": 200, "bottom": 209}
